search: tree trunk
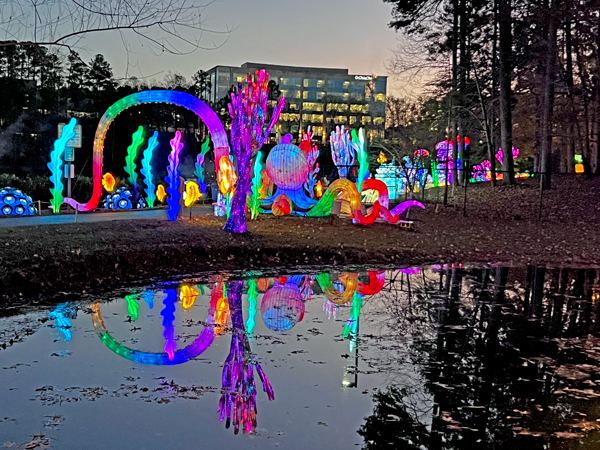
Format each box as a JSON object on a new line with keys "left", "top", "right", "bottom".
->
{"left": 565, "top": 12, "right": 576, "bottom": 173}
{"left": 540, "top": 5, "right": 558, "bottom": 190}
{"left": 224, "top": 152, "right": 253, "bottom": 233}
{"left": 498, "top": 0, "right": 515, "bottom": 184}
{"left": 451, "top": 0, "right": 460, "bottom": 186}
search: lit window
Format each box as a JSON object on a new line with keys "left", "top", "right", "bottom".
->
{"left": 373, "top": 117, "right": 384, "bottom": 125}
{"left": 303, "top": 91, "right": 308, "bottom": 99}
{"left": 375, "top": 93, "right": 386, "bottom": 102}
{"left": 362, "top": 116, "right": 372, "bottom": 124}
{"left": 350, "top": 116, "right": 357, "bottom": 125}
{"left": 317, "top": 80, "right": 325, "bottom": 88}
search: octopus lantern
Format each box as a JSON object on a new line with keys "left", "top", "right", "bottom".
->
{"left": 261, "top": 143, "right": 316, "bottom": 213}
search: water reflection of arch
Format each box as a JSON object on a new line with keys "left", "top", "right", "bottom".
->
{"left": 91, "top": 301, "right": 215, "bottom": 365}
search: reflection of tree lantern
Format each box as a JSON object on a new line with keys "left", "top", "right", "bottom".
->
{"left": 256, "top": 278, "right": 272, "bottom": 292}
{"left": 575, "top": 155, "right": 584, "bottom": 174}
{"left": 261, "top": 283, "right": 305, "bottom": 332}
{"left": 315, "top": 180, "right": 324, "bottom": 198}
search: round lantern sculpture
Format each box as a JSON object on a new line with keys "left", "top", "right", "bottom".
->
{"left": 0, "top": 187, "right": 37, "bottom": 216}
{"left": 260, "top": 281, "right": 305, "bottom": 332}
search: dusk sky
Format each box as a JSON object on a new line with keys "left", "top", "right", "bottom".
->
{"left": 83, "top": 0, "right": 401, "bottom": 92}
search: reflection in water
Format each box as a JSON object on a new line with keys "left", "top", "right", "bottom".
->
{"left": 61, "top": 266, "right": 600, "bottom": 446}
{"left": 48, "top": 303, "right": 74, "bottom": 341}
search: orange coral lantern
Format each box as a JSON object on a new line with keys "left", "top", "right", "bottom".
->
{"left": 377, "top": 151, "right": 388, "bottom": 164}
{"left": 102, "top": 172, "right": 116, "bottom": 192}
{"left": 180, "top": 285, "right": 199, "bottom": 309}
{"left": 315, "top": 180, "right": 324, "bottom": 198}
{"left": 217, "top": 156, "right": 238, "bottom": 194}
{"left": 156, "top": 184, "right": 167, "bottom": 203}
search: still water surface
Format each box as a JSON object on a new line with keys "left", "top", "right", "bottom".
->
{"left": 2, "top": 266, "right": 600, "bottom": 449}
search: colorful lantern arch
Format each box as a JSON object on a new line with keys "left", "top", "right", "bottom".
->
{"left": 64, "top": 90, "right": 229, "bottom": 212}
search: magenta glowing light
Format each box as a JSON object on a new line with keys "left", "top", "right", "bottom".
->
{"left": 64, "top": 90, "right": 228, "bottom": 212}
{"left": 224, "top": 70, "right": 285, "bottom": 233}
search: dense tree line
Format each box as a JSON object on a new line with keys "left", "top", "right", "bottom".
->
{"left": 384, "top": 0, "right": 600, "bottom": 188}
{"left": 0, "top": 44, "right": 215, "bottom": 183}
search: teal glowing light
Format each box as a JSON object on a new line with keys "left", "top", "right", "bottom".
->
{"left": 165, "top": 131, "right": 184, "bottom": 221}
{"left": 246, "top": 279, "right": 259, "bottom": 336}
{"left": 343, "top": 292, "right": 362, "bottom": 353}
{"left": 124, "top": 126, "right": 145, "bottom": 198}
{"left": 140, "top": 131, "right": 159, "bottom": 208}
{"left": 48, "top": 117, "right": 77, "bottom": 213}
{"left": 143, "top": 289, "right": 154, "bottom": 309}
{"left": 194, "top": 136, "right": 211, "bottom": 196}
{"left": 249, "top": 151, "right": 263, "bottom": 220}
{"left": 353, "top": 128, "right": 368, "bottom": 191}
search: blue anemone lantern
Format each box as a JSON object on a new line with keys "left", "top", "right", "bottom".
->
{"left": 0, "top": 187, "right": 37, "bottom": 215}
{"left": 103, "top": 187, "right": 146, "bottom": 210}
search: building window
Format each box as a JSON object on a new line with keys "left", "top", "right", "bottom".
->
{"left": 316, "top": 91, "right": 325, "bottom": 100}
{"left": 375, "top": 79, "right": 386, "bottom": 92}
{"left": 302, "top": 102, "right": 323, "bottom": 111}
{"left": 334, "top": 116, "right": 348, "bottom": 124}
{"left": 350, "top": 104, "right": 368, "bottom": 114}
{"left": 326, "top": 103, "right": 349, "bottom": 112}
{"left": 373, "top": 117, "right": 385, "bottom": 125}
{"left": 374, "top": 93, "right": 386, "bottom": 102}
{"left": 280, "top": 77, "right": 301, "bottom": 87}
{"left": 349, "top": 116, "right": 357, "bottom": 125}
{"left": 289, "top": 103, "right": 299, "bottom": 111}
{"left": 312, "top": 126, "right": 324, "bottom": 136}
{"left": 327, "top": 79, "right": 345, "bottom": 92}
{"left": 234, "top": 73, "right": 246, "bottom": 83}
{"left": 362, "top": 116, "right": 372, "bottom": 124}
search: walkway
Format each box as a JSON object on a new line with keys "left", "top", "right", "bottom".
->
{"left": 0, "top": 205, "right": 214, "bottom": 228}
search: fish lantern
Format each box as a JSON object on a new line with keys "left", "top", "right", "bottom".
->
{"left": 180, "top": 285, "right": 199, "bottom": 309}
{"left": 272, "top": 194, "right": 292, "bottom": 216}
{"left": 102, "top": 173, "right": 116, "bottom": 192}
{"left": 184, "top": 181, "right": 202, "bottom": 207}
{"left": 156, "top": 185, "right": 167, "bottom": 203}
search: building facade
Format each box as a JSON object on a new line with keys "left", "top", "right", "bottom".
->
{"left": 206, "top": 62, "right": 386, "bottom": 142}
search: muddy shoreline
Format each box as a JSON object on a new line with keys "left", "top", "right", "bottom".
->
{"left": 2, "top": 190, "right": 599, "bottom": 306}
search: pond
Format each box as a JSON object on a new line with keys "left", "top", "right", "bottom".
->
{"left": 2, "top": 265, "right": 600, "bottom": 449}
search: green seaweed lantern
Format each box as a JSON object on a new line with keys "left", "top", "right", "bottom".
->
{"left": 194, "top": 136, "right": 211, "bottom": 196}
{"left": 140, "top": 131, "right": 159, "bottom": 208}
{"left": 249, "top": 151, "right": 263, "bottom": 220}
{"left": 124, "top": 126, "right": 145, "bottom": 200}
{"left": 48, "top": 118, "right": 77, "bottom": 213}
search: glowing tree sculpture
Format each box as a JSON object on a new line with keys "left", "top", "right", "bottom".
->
{"left": 249, "top": 151, "right": 263, "bottom": 220}
{"left": 224, "top": 70, "right": 285, "bottom": 233}
{"left": 140, "top": 131, "right": 159, "bottom": 207}
{"left": 299, "top": 127, "right": 320, "bottom": 198}
{"left": 124, "top": 126, "right": 145, "bottom": 202}
{"left": 219, "top": 280, "right": 274, "bottom": 434}
{"left": 330, "top": 125, "right": 357, "bottom": 179}
{"left": 194, "top": 136, "right": 211, "bottom": 196}
{"left": 48, "top": 117, "right": 77, "bottom": 213}
{"left": 352, "top": 128, "right": 368, "bottom": 191}
{"left": 165, "top": 131, "right": 184, "bottom": 221}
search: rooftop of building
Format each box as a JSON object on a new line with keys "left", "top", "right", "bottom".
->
{"left": 210, "top": 62, "right": 387, "bottom": 79}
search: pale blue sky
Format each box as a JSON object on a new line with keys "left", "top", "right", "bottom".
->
{"left": 79, "top": 0, "right": 400, "bottom": 91}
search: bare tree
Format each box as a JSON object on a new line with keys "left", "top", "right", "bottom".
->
{"left": 0, "top": 0, "right": 229, "bottom": 57}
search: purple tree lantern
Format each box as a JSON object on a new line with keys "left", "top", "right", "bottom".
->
{"left": 224, "top": 70, "right": 285, "bottom": 233}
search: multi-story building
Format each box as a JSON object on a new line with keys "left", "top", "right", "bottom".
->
{"left": 206, "top": 62, "right": 386, "bottom": 142}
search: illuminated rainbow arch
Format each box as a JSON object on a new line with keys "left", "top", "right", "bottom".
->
{"left": 91, "top": 302, "right": 215, "bottom": 365}
{"left": 64, "top": 90, "right": 229, "bottom": 212}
